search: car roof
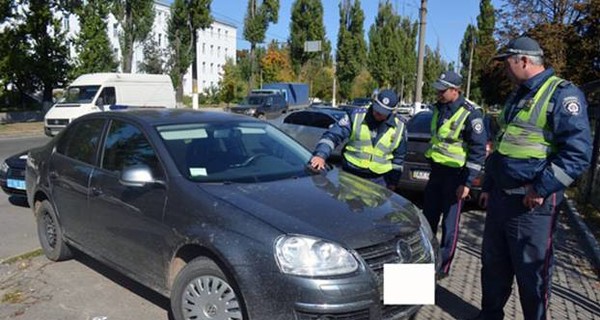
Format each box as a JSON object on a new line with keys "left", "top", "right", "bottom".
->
{"left": 79, "top": 108, "right": 260, "bottom": 127}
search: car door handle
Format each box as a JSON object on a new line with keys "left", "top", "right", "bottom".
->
{"left": 91, "top": 187, "right": 103, "bottom": 196}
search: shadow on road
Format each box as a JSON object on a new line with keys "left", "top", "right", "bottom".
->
{"left": 8, "top": 195, "right": 29, "bottom": 207}
{"left": 434, "top": 285, "right": 480, "bottom": 318}
{"left": 72, "top": 248, "right": 172, "bottom": 316}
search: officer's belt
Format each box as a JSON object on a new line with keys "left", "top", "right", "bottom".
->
{"left": 503, "top": 186, "right": 528, "bottom": 195}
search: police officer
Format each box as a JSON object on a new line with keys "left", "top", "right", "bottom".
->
{"left": 423, "top": 70, "right": 488, "bottom": 279}
{"left": 310, "top": 89, "right": 407, "bottom": 189}
{"left": 472, "top": 36, "right": 592, "bottom": 320}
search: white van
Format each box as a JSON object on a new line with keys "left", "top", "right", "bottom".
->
{"left": 44, "top": 73, "right": 176, "bottom": 136}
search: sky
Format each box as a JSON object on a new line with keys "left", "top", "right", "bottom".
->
{"left": 202, "top": 0, "right": 502, "bottom": 68}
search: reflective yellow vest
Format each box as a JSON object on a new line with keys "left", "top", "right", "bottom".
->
{"left": 425, "top": 104, "right": 476, "bottom": 168}
{"left": 343, "top": 112, "right": 404, "bottom": 174}
{"left": 496, "top": 76, "right": 564, "bottom": 159}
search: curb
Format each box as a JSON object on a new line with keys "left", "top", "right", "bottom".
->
{"left": 0, "top": 248, "right": 43, "bottom": 265}
{"left": 563, "top": 197, "right": 600, "bottom": 276}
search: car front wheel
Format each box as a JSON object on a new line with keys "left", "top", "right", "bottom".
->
{"left": 35, "top": 200, "right": 72, "bottom": 261}
{"left": 171, "top": 257, "right": 246, "bottom": 320}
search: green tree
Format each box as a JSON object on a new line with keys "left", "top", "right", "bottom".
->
{"left": 289, "top": 0, "right": 331, "bottom": 75}
{"left": 350, "top": 68, "right": 377, "bottom": 99}
{"left": 167, "top": 0, "right": 192, "bottom": 103}
{"left": 187, "top": 0, "right": 212, "bottom": 104}
{"left": 569, "top": 1, "right": 600, "bottom": 84}
{"left": 243, "top": 0, "right": 279, "bottom": 89}
{"left": 112, "top": 0, "right": 155, "bottom": 73}
{"left": 138, "top": 33, "right": 167, "bottom": 74}
{"left": 0, "top": 0, "right": 12, "bottom": 22}
{"left": 422, "top": 45, "right": 447, "bottom": 104}
{"left": 22, "top": 0, "right": 71, "bottom": 105}
{"left": 260, "top": 42, "right": 294, "bottom": 83}
{"left": 336, "top": 0, "right": 366, "bottom": 100}
{"left": 368, "top": 1, "right": 404, "bottom": 88}
{"left": 72, "top": 0, "right": 118, "bottom": 77}
{"left": 219, "top": 58, "right": 248, "bottom": 104}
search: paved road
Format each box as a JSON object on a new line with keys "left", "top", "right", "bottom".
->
{"left": 1, "top": 135, "right": 599, "bottom": 319}
{"left": 0, "top": 136, "right": 50, "bottom": 260}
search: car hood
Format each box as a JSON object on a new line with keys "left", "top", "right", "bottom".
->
{"left": 199, "top": 168, "right": 421, "bottom": 248}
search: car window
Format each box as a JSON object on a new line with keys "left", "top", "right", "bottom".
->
{"left": 283, "top": 111, "right": 311, "bottom": 126}
{"left": 101, "top": 120, "right": 163, "bottom": 178}
{"left": 312, "top": 113, "right": 336, "bottom": 129}
{"left": 407, "top": 112, "right": 432, "bottom": 134}
{"left": 157, "top": 121, "right": 312, "bottom": 183}
{"left": 56, "top": 119, "right": 106, "bottom": 164}
{"left": 98, "top": 87, "right": 116, "bottom": 105}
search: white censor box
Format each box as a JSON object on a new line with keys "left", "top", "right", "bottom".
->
{"left": 383, "top": 263, "right": 435, "bottom": 305}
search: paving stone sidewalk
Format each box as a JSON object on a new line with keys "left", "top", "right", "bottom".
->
{"left": 413, "top": 207, "right": 600, "bottom": 319}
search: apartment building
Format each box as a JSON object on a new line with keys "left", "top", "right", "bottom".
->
{"left": 60, "top": 1, "right": 237, "bottom": 95}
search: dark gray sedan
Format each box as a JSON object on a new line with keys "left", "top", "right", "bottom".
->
{"left": 26, "top": 108, "right": 438, "bottom": 320}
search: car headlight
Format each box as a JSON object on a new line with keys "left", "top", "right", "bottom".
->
{"left": 0, "top": 161, "right": 8, "bottom": 175}
{"left": 244, "top": 108, "right": 256, "bottom": 115}
{"left": 417, "top": 210, "right": 436, "bottom": 263}
{"left": 275, "top": 235, "right": 358, "bottom": 276}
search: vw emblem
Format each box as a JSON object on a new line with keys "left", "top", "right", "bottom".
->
{"left": 204, "top": 303, "right": 218, "bottom": 317}
{"left": 396, "top": 239, "right": 412, "bottom": 262}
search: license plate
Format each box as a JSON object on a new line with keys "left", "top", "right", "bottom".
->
{"left": 7, "top": 179, "right": 26, "bottom": 190}
{"left": 411, "top": 170, "right": 430, "bottom": 181}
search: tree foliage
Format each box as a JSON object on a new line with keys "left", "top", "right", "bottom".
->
{"left": 350, "top": 68, "right": 377, "bottom": 99}
{"left": 167, "top": 0, "right": 192, "bottom": 103}
{"left": 72, "top": 0, "right": 118, "bottom": 77}
{"left": 569, "top": 1, "right": 600, "bottom": 84}
{"left": 422, "top": 45, "right": 447, "bottom": 103}
{"left": 289, "top": 0, "right": 331, "bottom": 74}
{"left": 112, "top": 0, "right": 155, "bottom": 73}
{"left": 138, "top": 33, "right": 167, "bottom": 74}
{"left": 336, "top": 0, "right": 366, "bottom": 100}
{"left": 367, "top": 1, "right": 417, "bottom": 94}
{"left": 243, "top": 0, "right": 279, "bottom": 89}
{"left": 219, "top": 58, "right": 247, "bottom": 104}
{"left": 260, "top": 42, "right": 294, "bottom": 83}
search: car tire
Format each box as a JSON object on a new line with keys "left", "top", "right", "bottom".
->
{"left": 171, "top": 257, "right": 246, "bottom": 320}
{"left": 35, "top": 200, "right": 73, "bottom": 261}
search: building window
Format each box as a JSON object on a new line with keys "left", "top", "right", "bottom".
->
{"left": 225, "top": 48, "right": 228, "bottom": 57}
{"left": 225, "top": 30, "right": 228, "bottom": 37}
{"left": 202, "top": 43, "right": 206, "bottom": 54}
{"left": 217, "top": 46, "right": 220, "bottom": 57}
{"left": 218, "top": 28, "right": 221, "bottom": 38}
{"left": 210, "top": 26, "right": 214, "bottom": 36}
{"left": 158, "top": 34, "right": 162, "bottom": 46}
{"left": 113, "top": 23, "right": 118, "bottom": 37}
{"left": 210, "top": 45, "right": 213, "bottom": 56}
{"left": 210, "top": 63, "right": 214, "bottom": 73}
{"left": 202, "top": 62, "right": 206, "bottom": 73}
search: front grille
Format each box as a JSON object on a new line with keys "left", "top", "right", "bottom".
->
{"left": 355, "top": 232, "right": 430, "bottom": 319}
{"left": 46, "top": 118, "right": 69, "bottom": 126}
{"left": 296, "top": 309, "right": 370, "bottom": 320}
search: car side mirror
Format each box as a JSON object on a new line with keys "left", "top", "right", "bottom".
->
{"left": 119, "top": 164, "right": 164, "bottom": 187}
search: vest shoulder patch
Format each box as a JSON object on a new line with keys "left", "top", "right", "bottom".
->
{"left": 563, "top": 97, "right": 581, "bottom": 115}
{"left": 471, "top": 118, "right": 484, "bottom": 134}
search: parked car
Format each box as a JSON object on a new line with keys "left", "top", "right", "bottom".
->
{"left": 1, "top": 151, "right": 28, "bottom": 197}
{"left": 397, "top": 111, "right": 497, "bottom": 200}
{"left": 229, "top": 93, "right": 288, "bottom": 119}
{"left": 277, "top": 107, "right": 348, "bottom": 160}
{"left": 26, "top": 108, "right": 439, "bottom": 320}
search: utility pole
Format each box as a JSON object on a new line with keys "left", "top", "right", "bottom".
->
{"left": 466, "top": 28, "right": 475, "bottom": 99}
{"left": 414, "top": 0, "right": 427, "bottom": 107}
{"left": 332, "top": 60, "right": 337, "bottom": 107}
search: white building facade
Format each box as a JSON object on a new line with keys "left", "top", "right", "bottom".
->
{"left": 60, "top": 1, "right": 237, "bottom": 95}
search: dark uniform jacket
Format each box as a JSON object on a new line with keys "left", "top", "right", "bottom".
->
{"left": 431, "top": 95, "right": 488, "bottom": 187}
{"left": 313, "top": 107, "right": 407, "bottom": 186}
{"left": 483, "top": 68, "right": 592, "bottom": 197}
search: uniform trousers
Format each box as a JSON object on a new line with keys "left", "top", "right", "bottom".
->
{"left": 480, "top": 187, "right": 561, "bottom": 320}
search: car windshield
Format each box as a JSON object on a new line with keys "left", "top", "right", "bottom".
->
{"left": 62, "top": 85, "right": 100, "bottom": 104}
{"left": 242, "top": 96, "right": 266, "bottom": 105}
{"left": 407, "top": 112, "right": 432, "bottom": 134}
{"left": 157, "top": 121, "right": 313, "bottom": 183}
